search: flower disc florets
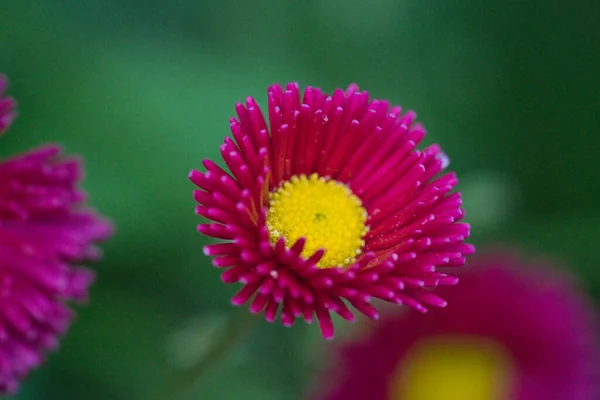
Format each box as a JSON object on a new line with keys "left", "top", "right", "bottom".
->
{"left": 266, "top": 173, "right": 368, "bottom": 269}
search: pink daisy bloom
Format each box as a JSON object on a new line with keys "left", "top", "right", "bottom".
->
{"left": 0, "top": 75, "right": 113, "bottom": 394}
{"left": 311, "top": 251, "right": 599, "bottom": 400}
{"left": 190, "top": 82, "right": 474, "bottom": 339}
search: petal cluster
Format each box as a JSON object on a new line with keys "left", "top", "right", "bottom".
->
{"left": 191, "top": 82, "right": 473, "bottom": 338}
{"left": 312, "top": 251, "right": 599, "bottom": 400}
{"left": 0, "top": 75, "right": 113, "bottom": 394}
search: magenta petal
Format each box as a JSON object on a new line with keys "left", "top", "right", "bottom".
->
{"left": 0, "top": 74, "right": 16, "bottom": 135}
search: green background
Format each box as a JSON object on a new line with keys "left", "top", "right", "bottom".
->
{"left": 1, "top": 1, "right": 599, "bottom": 398}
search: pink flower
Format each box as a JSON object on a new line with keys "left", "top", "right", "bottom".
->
{"left": 190, "top": 82, "right": 473, "bottom": 339}
{"left": 312, "top": 251, "right": 599, "bottom": 400}
{"left": 0, "top": 75, "right": 113, "bottom": 394}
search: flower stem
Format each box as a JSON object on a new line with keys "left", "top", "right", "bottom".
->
{"left": 158, "top": 309, "right": 256, "bottom": 400}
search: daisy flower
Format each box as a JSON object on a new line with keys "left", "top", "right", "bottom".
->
{"left": 312, "top": 251, "right": 599, "bottom": 399}
{"left": 0, "top": 74, "right": 113, "bottom": 394}
{"left": 191, "top": 82, "right": 473, "bottom": 338}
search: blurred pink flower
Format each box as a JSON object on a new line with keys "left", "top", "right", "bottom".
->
{"left": 191, "top": 82, "right": 473, "bottom": 339}
{"left": 0, "top": 75, "right": 113, "bottom": 394}
{"left": 312, "top": 251, "right": 599, "bottom": 399}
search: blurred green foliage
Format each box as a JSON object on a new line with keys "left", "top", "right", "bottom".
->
{"left": 1, "top": 0, "right": 599, "bottom": 398}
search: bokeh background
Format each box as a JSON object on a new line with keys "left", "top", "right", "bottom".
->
{"left": 1, "top": 1, "right": 599, "bottom": 399}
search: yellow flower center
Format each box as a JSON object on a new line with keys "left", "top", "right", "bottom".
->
{"left": 389, "top": 335, "right": 515, "bottom": 400}
{"left": 266, "top": 174, "right": 368, "bottom": 269}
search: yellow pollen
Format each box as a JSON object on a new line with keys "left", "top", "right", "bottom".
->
{"left": 266, "top": 174, "right": 368, "bottom": 269}
{"left": 389, "top": 335, "right": 515, "bottom": 400}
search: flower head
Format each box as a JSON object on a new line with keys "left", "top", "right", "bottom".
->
{"left": 190, "top": 83, "right": 474, "bottom": 338}
{"left": 312, "top": 251, "right": 599, "bottom": 400}
{"left": 0, "top": 75, "right": 113, "bottom": 394}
